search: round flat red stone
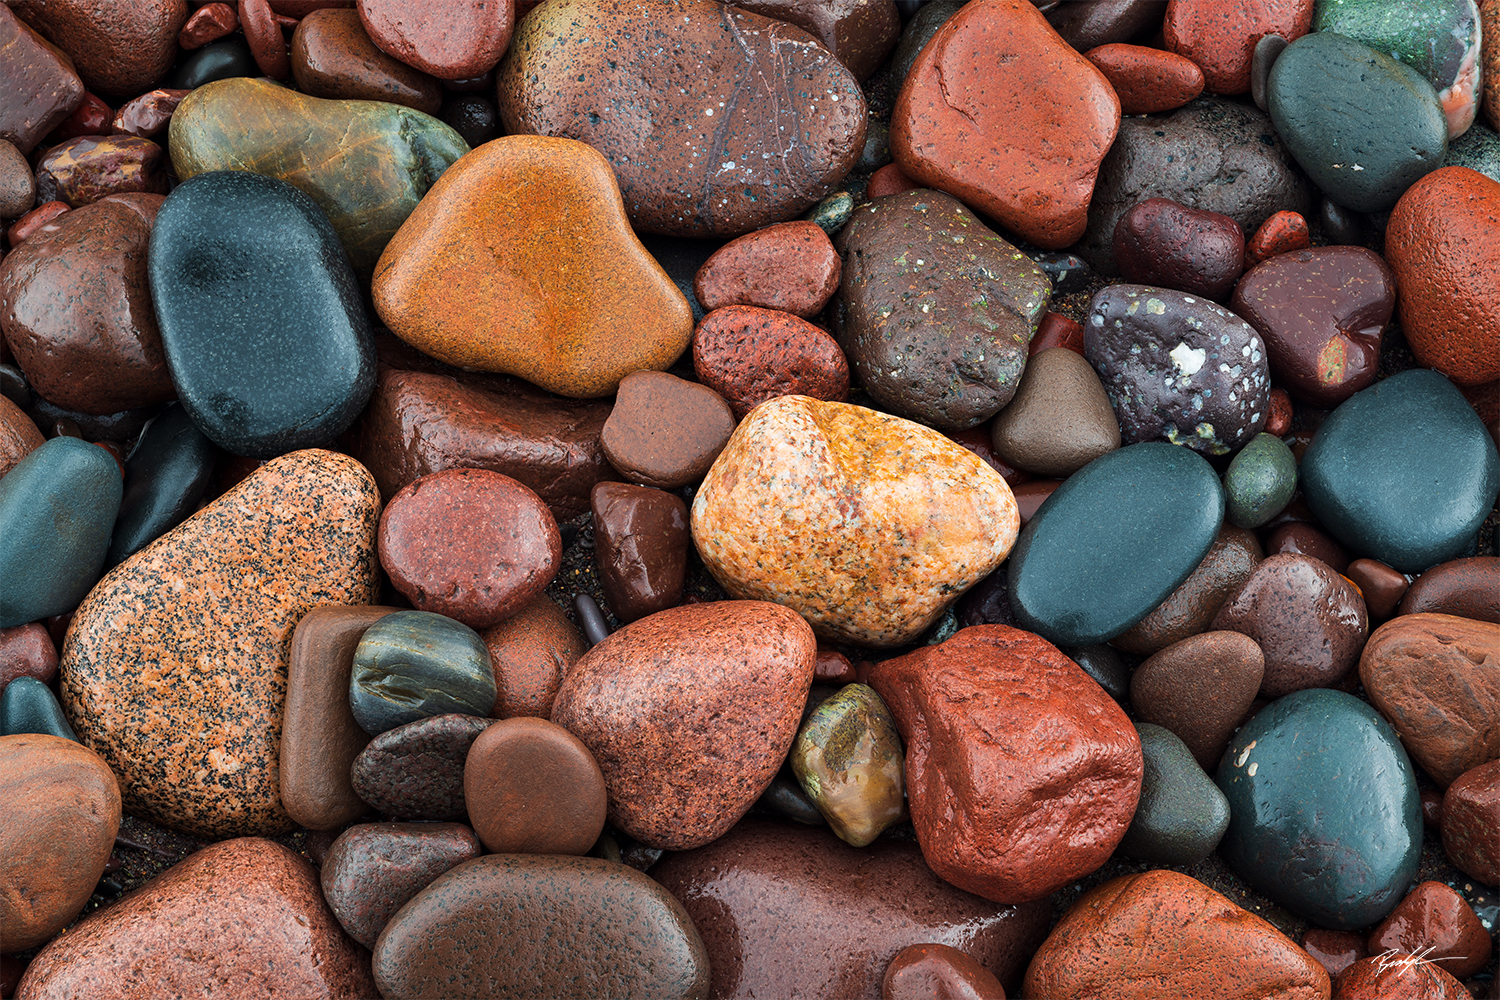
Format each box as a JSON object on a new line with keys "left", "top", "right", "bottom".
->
{"left": 463, "top": 717, "right": 607, "bottom": 855}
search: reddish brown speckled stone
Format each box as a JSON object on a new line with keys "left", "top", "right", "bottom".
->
{"left": 463, "top": 716, "right": 607, "bottom": 855}
{"left": 551, "top": 601, "right": 815, "bottom": 851}
{"left": 6, "top": 202, "right": 70, "bottom": 248}
{"left": 1162, "top": 0, "right": 1313, "bottom": 95}
{"left": 374, "top": 136, "right": 692, "bottom": 398}
{"left": 372, "top": 854, "right": 710, "bottom": 1000}
{"left": 1112, "top": 197, "right": 1245, "bottom": 300}
{"left": 0, "top": 734, "right": 120, "bottom": 953}
{"left": 0, "top": 393, "right": 44, "bottom": 480}
{"left": 653, "top": 819, "right": 1051, "bottom": 1000}
{"left": 1130, "top": 631, "right": 1266, "bottom": 772}
{"left": 358, "top": 0, "right": 513, "bottom": 79}
{"left": 1440, "top": 757, "right": 1500, "bottom": 885}
{"left": 0, "top": 623, "right": 58, "bottom": 694}
{"left": 889, "top": 0, "right": 1120, "bottom": 249}
{"left": 7, "top": 0, "right": 188, "bottom": 97}
{"left": 33, "top": 136, "right": 170, "bottom": 208}
{"left": 882, "top": 943, "right": 1006, "bottom": 1000}
{"left": 692, "top": 305, "right": 851, "bottom": 419}
{"left": 350, "top": 713, "right": 493, "bottom": 821}
{"left": 58, "top": 450, "right": 381, "bottom": 840}
{"left": 1400, "top": 555, "right": 1500, "bottom": 623}
{"left": 1367, "top": 881, "right": 1493, "bottom": 979}
{"left": 0, "top": 7, "right": 85, "bottom": 156}
{"left": 1029, "top": 311, "right": 1085, "bottom": 357}
{"left": 693, "top": 221, "right": 841, "bottom": 318}
{"left": 1265, "top": 521, "right": 1349, "bottom": 574}
{"left": 599, "top": 371, "right": 737, "bottom": 489}
{"left": 1084, "top": 43, "right": 1206, "bottom": 113}
{"left": 870, "top": 625, "right": 1142, "bottom": 904}
{"left": 866, "top": 163, "right": 920, "bottom": 199}
{"left": 13, "top": 838, "right": 376, "bottom": 999}
{"left": 1331, "top": 954, "right": 1469, "bottom": 999}
{"left": 479, "top": 596, "right": 585, "bottom": 719}
{"left": 1112, "top": 524, "right": 1264, "bottom": 656}
{"left": 1245, "top": 209, "right": 1311, "bottom": 266}
{"left": 291, "top": 8, "right": 443, "bottom": 115}
{"left": 241, "top": 0, "right": 292, "bottom": 78}
{"left": 1483, "top": 0, "right": 1498, "bottom": 132}
{"left": 1023, "top": 870, "right": 1331, "bottom": 1000}
{"left": 320, "top": 821, "right": 481, "bottom": 949}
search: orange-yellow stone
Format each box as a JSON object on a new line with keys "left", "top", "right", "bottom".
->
{"left": 692, "top": 395, "right": 1019, "bottom": 647}
{"left": 373, "top": 135, "right": 693, "bottom": 398}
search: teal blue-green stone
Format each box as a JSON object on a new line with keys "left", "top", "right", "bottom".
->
{"left": 0, "top": 436, "right": 122, "bottom": 629}
{"left": 350, "top": 610, "right": 496, "bottom": 736}
{"left": 0, "top": 677, "right": 78, "bottom": 741}
{"left": 1215, "top": 688, "right": 1421, "bottom": 930}
{"left": 1007, "top": 441, "right": 1224, "bottom": 646}
{"left": 1116, "top": 723, "right": 1228, "bottom": 866}
{"left": 1313, "top": 0, "right": 1481, "bottom": 111}
{"left": 1445, "top": 123, "right": 1500, "bottom": 183}
{"left": 1301, "top": 368, "right": 1500, "bottom": 573}
{"left": 1224, "top": 432, "right": 1297, "bottom": 529}
{"left": 805, "top": 190, "right": 854, "bottom": 236}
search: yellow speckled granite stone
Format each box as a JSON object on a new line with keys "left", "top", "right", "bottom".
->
{"left": 692, "top": 396, "right": 1019, "bottom": 646}
{"left": 58, "top": 450, "right": 381, "bottom": 840}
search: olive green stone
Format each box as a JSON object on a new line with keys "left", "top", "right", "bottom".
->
{"left": 168, "top": 77, "right": 468, "bottom": 277}
{"left": 790, "top": 683, "right": 905, "bottom": 847}
{"left": 805, "top": 190, "right": 854, "bottom": 236}
{"left": 1224, "top": 432, "right": 1297, "bottom": 529}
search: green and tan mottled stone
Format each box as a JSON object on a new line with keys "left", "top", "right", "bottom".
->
{"left": 790, "top": 683, "right": 905, "bottom": 847}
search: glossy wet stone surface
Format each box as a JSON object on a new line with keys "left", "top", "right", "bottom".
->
{"left": 350, "top": 610, "right": 495, "bottom": 735}
{"left": 590, "top": 482, "right": 689, "bottom": 624}
{"left": 350, "top": 712, "right": 493, "bottom": 821}
{"left": 1224, "top": 432, "right": 1297, "bottom": 529}
{"left": 1131, "top": 631, "right": 1266, "bottom": 772}
{"left": 599, "top": 370, "right": 736, "bottom": 489}
{"left": 462, "top": 716, "right": 606, "bottom": 855}
{"left": 1112, "top": 197, "right": 1245, "bottom": 300}
{"left": 1113, "top": 524, "right": 1264, "bottom": 656}
{"left": 1400, "top": 555, "right": 1500, "bottom": 622}
{"left": 106, "top": 402, "right": 215, "bottom": 568}
{"left": 788, "top": 682, "right": 905, "bottom": 847}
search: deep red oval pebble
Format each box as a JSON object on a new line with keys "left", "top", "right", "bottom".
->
{"left": 378, "top": 468, "right": 561, "bottom": 630}
{"left": 1113, "top": 197, "right": 1245, "bottom": 300}
{"left": 179, "top": 3, "right": 239, "bottom": 48}
{"left": 866, "top": 163, "right": 920, "bottom": 199}
{"left": 1264, "top": 387, "right": 1293, "bottom": 437}
{"left": 1084, "top": 43, "right": 1205, "bottom": 114}
{"left": 0, "top": 623, "right": 60, "bottom": 694}
{"left": 1028, "top": 311, "right": 1084, "bottom": 357}
{"left": 242, "top": 0, "right": 292, "bottom": 78}
{"left": 45, "top": 93, "right": 113, "bottom": 144}
{"left": 693, "top": 220, "right": 841, "bottom": 318}
{"left": 463, "top": 717, "right": 607, "bottom": 855}
{"left": 692, "top": 305, "right": 850, "bottom": 419}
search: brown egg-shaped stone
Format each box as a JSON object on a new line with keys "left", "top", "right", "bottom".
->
{"left": 598, "top": 371, "right": 736, "bottom": 489}
{"left": 693, "top": 220, "right": 841, "bottom": 318}
{"left": 1399, "top": 555, "right": 1500, "bottom": 623}
{"left": 693, "top": 305, "right": 851, "bottom": 419}
{"left": 1130, "top": 631, "right": 1266, "bottom": 772}
{"left": 1440, "top": 757, "right": 1500, "bottom": 885}
{"left": 357, "top": 0, "right": 514, "bottom": 80}
{"left": 1265, "top": 521, "right": 1349, "bottom": 574}
{"left": 479, "top": 596, "right": 586, "bottom": 720}
{"left": 463, "top": 716, "right": 607, "bottom": 855}
{"left": 0, "top": 622, "right": 59, "bottom": 693}
{"left": 1345, "top": 558, "right": 1409, "bottom": 621}
{"left": 0, "top": 8, "right": 85, "bottom": 156}
{"left": 591, "top": 482, "right": 689, "bottom": 624}
{"left": 7, "top": 0, "right": 188, "bottom": 97}
{"left": 291, "top": 8, "right": 443, "bottom": 114}
{"left": 990, "top": 347, "right": 1120, "bottom": 478}
{"left": 0, "top": 734, "right": 120, "bottom": 953}
{"left": 1302, "top": 928, "right": 1367, "bottom": 979}
{"left": 1113, "top": 524, "right": 1264, "bottom": 656}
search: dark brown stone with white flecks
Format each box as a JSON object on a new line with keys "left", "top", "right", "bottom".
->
{"left": 599, "top": 371, "right": 736, "bottom": 489}
{"left": 1367, "top": 881, "right": 1493, "bottom": 980}
{"left": 1399, "top": 556, "right": 1500, "bottom": 623}
{"left": 0, "top": 193, "right": 175, "bottom": 415}
{"left": 1130, "top": 631, "right": 1265, "bottom": 772}
{"left": 13, "top": 838, "right": 376, "bottom": 999}
{"left": 1211, "top": 553, "right": 1368, "bottom": 698}
{"left": 291, "top": 8, "right": 443, "bottom": 115}
{"left": 281, "top": 605, "right": 402, "bottom": 830}
{"left": 990, "top": 346, "right": 1119, "bottom": 478}
{"left": 591, "top": 482, "right": 689, "bottom": 624}
{"left": 463, "top": 717, "right": 607, "bottom": 855}
{"left": 692, "top": 305, "right": 850, "bottom": 419}
{"left": 731, "top": 0, "right": 899, "bottom": 81}
{"left": 0, "top": 8, "right": 84, "bottom": 156}
{"left": 693, "top": 220, "right": 841, "bottom": 318}
{"left": 33, "top": 136, "right": 170, "bottom": 208}
{"left": 653, "top": 819, "right": 1051, "bottom": 999}
{"left": 7, "top": 0, "right": 188, "bottom": 97}
{"left": 350, "top": 713, "right": 493, "bottom": 821}
{"left": 551, "top": 601, "right": 816, "bottom": 851}
{"left": 1113, "top": 524, "right": 1263, "bottom": 656}
{"left": 358, "top": 0, "right": 514, "bottom": 79}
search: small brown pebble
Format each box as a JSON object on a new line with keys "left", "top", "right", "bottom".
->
{"left": 179, "top": 3, "right": 239, "bottom": 48}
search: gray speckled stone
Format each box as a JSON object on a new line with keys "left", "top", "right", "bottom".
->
{"left": 1116, "top": 722, "right": 1228, "bottom": 866}
{"left": 350, "top": 610, "right": 495, "bottom": 735}
{"left": 1444, "top": 122, "right": 1500, "bottom": 183}
{"left": 1224, "top": 432, "right": 1297, "bottom": 529}
{"left": 147, "top": 170, "right": 375, "bottom": 459}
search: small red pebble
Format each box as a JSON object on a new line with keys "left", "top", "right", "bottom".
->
{"left": 1084, "top": 43, "right": 1206, "bottom": 114}
{"left": 1245, "top": 210, "right": 1311, "bottom": 265}
{"left": 0, "top": 622, "right": 61, "bottom": 692}
{"left": 813, "top": 649, "right": 856, "bottom": 684}
{"left": 179, "top": 2, "right": 239, "bottom": 48}
{"left": 866, "top": 163, "right": 919, "bottom": 199}
{"left": 110, "top": 89, "right": 194, "bottom": 139}
{"left": 242, "top": 0, "right": 292, "bottom": 78}
{"left": 1302, "top": 927, "right": 1367, "bottom": 978}
{"left": 1029, "top": 311, "right": 1085, "bottom": 357}
{"left": 45, "top": 92, "right": 112, "bottom": 144}
{"left": 1264, "top": 387, "right": 1293, "bottom": 436}
{"left": 7, "top": 201, "right": 69, "bottom": 247}
{"left": 947, "top": 425, "right": 1029, "bottom": 486}
{"left": 93, "top": 440, "right": 126, "bottom": 479}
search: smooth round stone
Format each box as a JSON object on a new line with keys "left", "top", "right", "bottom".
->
{"left": 831, "top": 189, "right": 1050, "bottom": 431}
{"left": 1345, "top": 557, "right": 1409, "bottom": 620}
{"left": 320, "top": 821, "right": 482, "bottom": 949}
{"left": 882, "top": 943, "right": 1006, "bottom": 1000}
{"left": 379, "top": 469, "right": 560, "bottom": 629}
{"left": 148, "top": 170, "right": 375, "bottom": 458}
{"left": 478, "top": 596, "right": 586, "bottom": 720}
{"left": 1440, "top": 757, "right": 1500, "bottom": 885}
{"left": 590, "top": 482, "right": 689, "bottom": 625}
{"left": 290, "top": 8, "right": 443, "bottom": 115}
{"left": 1131, "top": 631, "right": 1265, "bottom": 772}
{"left": 1023, "top": 870, "right": 1332, "bottom": 1000}
{"left": 350, "top": 712, "right": 493, "bottom": 821}
{"left": 599, "top": 371, "right": 736, "bottom": 489}
{"left": 372, "top": 854, "right": 710, "bottom": 1000}
{"left": 789, "top": 682, "right": 906, "bottom": 848}
{"left": 1229, "top": 246, "right": 1396, "bottom": 407}
{"left": 1400, "top": 555, "right": 1500, "bottom": 621}
{"left": 693, "top": 220, "right": 841, "bottom": 318}
{"left": 1007, "top": 441, "right": 1224, "bottom": 647}
{"left": 1112, "top": 198, "right": 1245, "bottom": 301}
{"left": 33, "top": 136, "right": 170, "bottom": 209}
{"left": 1332, "top": 954, "right": 1470, "bottom": 998}
{"left": 0, "top": 734, "right": 120, "bottom": 953}
{"left": 0, "top": 436, "right": 122, "bottom": 629}
{"left": 0, "top": 140, "right": 34, "bottom": 221}
{"left": 990, "top": 347, "right": 1120, "bottom": 478}
{"left": 1268, "top": 31, "right": 1448, "bottom": 212}
{"left": 497, "top": 0, "right": 866, "bottom": 238}
{"left": 105, "top": 403, "right": 215, "bottom": 568}
{"left": 692, "top": 305, "right": 850, "bottom": 419}
{"left": 1216, "top": 688, "right": 1422, "bottom": 930}
{"left": 1116, "top": 722, "right": 1230, "bottom": 866}
{"left": 1162, "top": 0, "right": 1313, "bottom": 94}
{"left": 169, "top": 35, "right": 258, "bottom": 89}
{"left": 350, "top": 610, "right": 495, "bottom": 735}
{"left": 1084, "top": 43, "right": 1206, "bottom": 114}
{"left": 1224, "top": 432, "right": 1296, "bottom": 528}
{"left": 462, "top": 716, "right": 606, "bottom": 855}
{"left": 0, "top": 676, "right": 76, "bottom": 740}
{"left": 357, "top": 0, "right": 513, "bottom": 80}
{"left": 1300, "top": 368, "right": 1500, "bottom": 573}
{"left": 1314, "top": 0, "right": 1484, "bottom": 137}
{"left": 1368, "top": 880, "right": 1494, "bottom": 979}
{"left": 0, "top": 623, "right": 59, "bottom": 694}
{"left": 1265, "top": 520, "right": 1351, "bottom": 573}
{"left": 1086, "top": 284, "right": 1270, "bottom": 456}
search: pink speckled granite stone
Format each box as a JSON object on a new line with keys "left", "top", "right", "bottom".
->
{"left": 691, "top": 396, "right": 1019, "bottom": 646}
{"left": 59, "top": 450, "right": 381, "bottom": 840}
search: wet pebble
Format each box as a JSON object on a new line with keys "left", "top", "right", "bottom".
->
{"left": 350, "top": 611, "right": 495, "bottom": 735}
{"left": 350, "top": 712, "right": 493, "bottom": 821}
{"left": 320, "top": 821, "right": 482, "bottom": 948}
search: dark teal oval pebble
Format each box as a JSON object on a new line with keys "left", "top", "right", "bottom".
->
{"left": 106, "top": 403, "right": 216, "bottom": 568}
{"left": 0, "top": 676, "right": 78, "bottom": 740}
{"left": 350, "top": 610, "right": 495, "bottom": 736}
{"left": 1224, "top": 432, "right": 1297, "bottom": 529}
{"left": 1116, "top": 722, "right": 1227, "bottom": 866}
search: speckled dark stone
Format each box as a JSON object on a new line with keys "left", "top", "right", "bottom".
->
{"left": 832, "top": 189, "right": 1050, "bottom": 431}
{"left": 168, "top": 36, "right": 258, "bottom": 90}
{"left": 58, "top": 450, "right": 381, "bottom": 839}
{"left": 350, "top": 610, "right": 495, "bottom": 734}
{"left": 0, "top": 436, "right": 122, "bottom": 628}
{"left": 1008, "top": 442, "right": 1224, "bottom": 647}
{"left": 148, "top": 171, "right": 375, "bottom": 458}
{"left": 0, "top": 676, "right": 77, "bottom": 740}
{"left": 1116, "top": 722, "right": 1229, "bottom": 866}
{"left": 1300, "top": 368, "right": 1500, "bottom": 573}
{"left": 1399, "top": 555, "right": 1500, "bottom": 622}
{"left": 1224, "top": 432, "right": 1297, "bottom": 529}
{"left": 106, "top": 404, "right": 215, "bottom": 568}
{"left": 372, "top": 853, "right": 711, "bottom": 1000}
{"left": 350, "top": 712, "right": 493, "bottom": 820}
{"left": 1216, "top": 688, "right": 1422, "bottom": 930}
{"left": 1085, "top": 284, "right": 1270, "bottom": 455}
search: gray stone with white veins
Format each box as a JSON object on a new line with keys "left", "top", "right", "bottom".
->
{"left": 1084, "top": 284, "right": 1269, "bottom": 456}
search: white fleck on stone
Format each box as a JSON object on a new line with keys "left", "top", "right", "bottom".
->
{"left": 705, "top": 108, "right": 713, "bottom": 116}
{"left": 1351, "top": 163, "right": 1364, "bottom": 171}
{"left": 1146, "top": 298, "right": 1166, "bottom": 315}
{"left": 1247, "top": 761, "right": 1259, "bottom": 776}
{"left": 1092, "top": 314, "right": 1105, "bottom": 326}
{"left": 1170, "top": 342, "right": 1207, "bottom": 376}
{"left": 1243, "top": 344, "right": 1251, "bottom": 356}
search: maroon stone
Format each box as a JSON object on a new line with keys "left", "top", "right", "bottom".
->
{"left": 0, "top": 6, "right": 85, "bottom": 156}
{"left": 8, "top": 0, "right": 189, "bottom": 97}
{"left": 45, "top": 92, "right": 112, "bottom": 144}
{"left": 1012, "top": 479, "right": 1062, "bottom": 524}
{"left": 0, "top": 193, "right": 176, "bottom": 415}
{"left": 947, "top": 426, "right": 1030, "bottom": 487}
{"left": 320, "top": 821, "right": 482, "bottom": 949}
{"left": 7, "top": 202, "right": 70, "bottom": 247}
{"left": 1130, "top": 631, "right": 1266, "bottom": 771}
{"left": 0, "top": 142, "right": 34, "bottom": 220}
{"left": 692, "top": 305, "right": 850, "bottom": 419}
{"left": 1264, "top": 387, "right": 1293, "bottom": 437}
{"left": 1028, "top": 311, "right": 1085, "bottom": 357}
{"left": 1046, "top": 0, "right": 1170, "bottom": 53}
{"left": 1367, "top": 881, "right": 1493, "bottom": 980}
{"left": 1301, "top": 928, "right": 1367, "bottom": 978}
{"left": 814, "top": 648, "right": 856, "bottom": 683}
{"left": 378, "top": 468, "right": 561, "bottom": 630}
{"left": 478, "top": 596, "right": 585, "bottom": 720}
{"left": 290, "top": 8, "right": 444, "bottom": 115}
{"left": 1421, "top": 788, "right": 1443, "bottom": 828}
{"left": 0, "top": 623, "right": 59, "bottom": 696}
{"left": 730, "top": 0, "right": 900, "bottom": 81}
{"left": 590, "top": 482, "right": 689, "bottom": 624}
{"left": 1264, "top": 520, "right": 1349, "bottom": 573}
{"left": 652, "top": 820, "right": 1051, "bottom": 999}
{"left": 108, "top": 89, "right": 191, "bottom": 139}
{"left": 179, "top": 2, "right": 239, "bottom": 48}
{"left": 271, "top": 0, "right": 355, "bottom": 14}
{"left": 357, "top": 0, "right": 514, "bottom": 79}
{"left": 1442, "top": 757, "right": 1500, "bottom": 885}
{"left": 350, "top": 713, "right": 494, "bottom": 821}
{"left": 599, "top": 370, "right": 736, "bottom": 489}
{"left": 1113, "top": 197, "right": 1245, "bottom": 300}
{"left": 692, "top": 220, "right": 841, "bottom": 319}
{"left": 463, "top": 717, "right": 607, "bottom": 855}
{"left": 2, "top": 955, "right": 25, "bottom": 998}
{"left": 1230, "top": 246, "right": 1395, "bottom": 408}
{"left": 1344, "top": 558, "right": 1408, "bottom": 621}
{"left": 241, "top": 0, "right": 292, "bottom": 78}
{"left": 1244, "top": 209, "right": 1311, "bottom": 266}
{"left": 869, "top": 625, "right": 1141, "bottom": 904}
{"left": 882, "top": 943, "right": 1007, "bottom": 1000}
{"left": 33, "top": 136, "right": 170, "bottom": 208}
{"left": 866, "top": 163, "right": 919, "bottom": 199}
{"left": 1211, "top": 553, "right": 1368, "bottom": 698}
{"left": 1399, "top": 556, "right": 1500, "bottom": 623}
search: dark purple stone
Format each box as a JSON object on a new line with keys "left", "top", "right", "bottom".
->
{"left": 350, "top": 713, "right": 493, "bottom": 821}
